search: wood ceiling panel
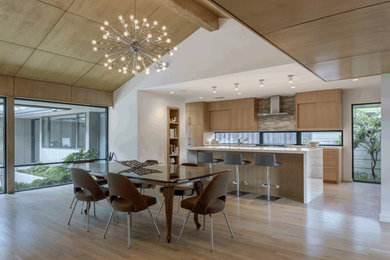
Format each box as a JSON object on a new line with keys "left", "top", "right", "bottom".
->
{"left": 73, "top": 64, "right": 132, "bottom": 91}
{"left": 148, "top": 5, "right": 199, "bottom": 47}
{"left": 68, "top": 0, "right": 161, "bottom": 26}
{"left": 213, "top": 0, "right": 388, "bottom": 34}
{"left": 0, "top": 0, "right": 64, "bottom": 47}
{"left": 307, "top": 50, "right": 390, "bottom": 81}
{"left": 265, "top": 3, "right": 390, "bottom": 65}
{"left": 39, "top": 0, "right": 74, "bottom": 10}
{"left": 38, "top": 12, "right": 104, "bottom": 63}
{"left": 16, "top": 50, "right": 94, "bottom": 85}
{"left": 0, "top": 41, "right": 34, "bottom": 76}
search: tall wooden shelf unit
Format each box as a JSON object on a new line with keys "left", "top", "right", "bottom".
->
{"left": 167, "top": 107, "right": 180, "bottom": 165}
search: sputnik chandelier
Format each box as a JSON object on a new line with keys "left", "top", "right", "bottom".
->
{"left": 92, "top": 5, "right": 177, "bottom": 75}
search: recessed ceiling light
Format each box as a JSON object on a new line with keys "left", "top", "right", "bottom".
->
{"left": 237, "top": 92, "right": 242, "bottom": 95}
{"left": 169, "top": 91, "right": 175, "bottom": 94}
{"left": 291, "top": 86, "right": 296, "bottom": 89}
{"left": 352, "top": 78, "right": 359, "bottom": 82}
{"left": 199, "top": 97, "right": 203, "bottom": 100}
{"left": 259, "top": 79, "right": 264, "bottom": 87}
{"left": 288, "top": 75, "right": 294, "bottom": 84}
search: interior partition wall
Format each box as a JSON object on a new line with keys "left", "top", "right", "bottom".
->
{"left": 14, "top": 99, "right": 108, "bottom": 191}
{"left": 0, "top": 98, "right": 5, "bottom": 193}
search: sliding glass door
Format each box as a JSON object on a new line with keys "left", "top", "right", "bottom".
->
{"left": 14, "top": 99, "right": 108, "bottom": 191}
{"left": 352, "top": 103, "right": 381, "bottom": 183}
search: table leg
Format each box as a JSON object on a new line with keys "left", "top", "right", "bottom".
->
{"left": 162, "top": 185, "right": 174, "bottom": 243}
{"left": 193, "top": 181, "right": 204, "bottom": 230}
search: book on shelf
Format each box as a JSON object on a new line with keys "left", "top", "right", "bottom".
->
{"left": 169, "top": 128, "right": 177, "bottom": 138}
{"left": 169, "top": 144, "right": 179, "bottom": 155}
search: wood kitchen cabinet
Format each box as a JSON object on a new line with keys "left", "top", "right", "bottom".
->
{"left": 207, "top": 98, "right": 257, "bottom": 132}
{"left": 323, "top": 147, "right": 342, "bottom": 184}
{"left": 185, "top": 102, "right": 208, "bottom": 146}
{"left": 296, "top": 89, "right": 342, "bottom": 130}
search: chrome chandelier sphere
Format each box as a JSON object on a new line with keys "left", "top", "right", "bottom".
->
{"left": 92, "top": 15, "right": 177, "bottom": 75}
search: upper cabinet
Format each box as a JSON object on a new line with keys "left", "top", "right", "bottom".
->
{"left": 207, "top": 98, "right": 258, "bottom": 132}
{"left": 296, "top": 89, "right": 342, "bottom": 130}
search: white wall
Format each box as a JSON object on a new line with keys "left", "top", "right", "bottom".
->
{"left": 137, "top": 91, "right": 186, "bottom": 163}
{"left": 380, "top": 74, "right": 390, "bottom": 222}
{"left": 342, "top": 86, "right": 381, "bottom": 181}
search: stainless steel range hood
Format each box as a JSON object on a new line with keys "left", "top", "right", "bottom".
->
{"left": 257, "top": 96, "right": 289, "bottom": 117}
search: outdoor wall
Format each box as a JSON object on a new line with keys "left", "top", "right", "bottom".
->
{"left": 380, "top": 74, "right": 390, "bottom": 222}
{"left": 342, "top": 86, "right": 381, "bottom": 181}
{"left": 137, "top": 91, "right": 186, "bottom": 164}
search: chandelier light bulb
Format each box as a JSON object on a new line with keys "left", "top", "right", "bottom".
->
{"left": 147, "top": 33, "right": 152, "bottom": 38}
{"left": 118, "top": 69, "right": 122, "bottom": 72}
{"left": 169, "top": 52, "right": 173, "bottom": 56}
{"left": 143, "top": 18, "right": 147, "bottom": 23}
{"left": 157, "top": 68, "right": 160, "bottom": 72}
{"left": 153, "top": 58, "right": 157, "bottom": 62}
{"left": 104, "top": 21, "right": 109, "bottom": 26}
{"left": 120, "top": 56, "right": 125, "bottom": 61}
{"left": 104, "top": 63, "right": 108, "bottom": 67}
{"left": 93, "top": 47, "right": 98, "bottom": 51}
{"left": 158, "top": 55, "right": 161, "bottom": 59}
{"left": 102, "top": 35, "right": 107, "bottom": 39}
{"left": 108, "top": 66, "right": 112, "bottom": 70}
{"left": 123, "top": 70, "right": 127, "bottom": 74}
{"left": 124, "top": 31, "right": 128, "bottom": 36}
{"left": 153, "top": 21, "right": 158, "bottom": 25}
{"left": 163, "top": 32, "right": 167, "bottom": 36}
{"left": 118, "top": 15, "right": 123, "bottom": 20}
{"left": 146, "top": 23, "right": 150, "bottom": 27}
{"left": 100, "top": 26, "right": 104, "bottom": 31}
{"left": 166, "top": 38, "right": 171, "bottom": 43}
{"left": 105, "top": 54, "right": 109, "bottom": 58}
{"left": 130, "top": 15, "right": 134, "bottom": 20}
{"left": 162, "top": 25, "right": 167, "bottom": 30}
{"left": 137, "top": 56, "right": 142, "bottom": 61}
{"left": 108, "top": 59, "right": 112, "bottom": 63}
{"left": 91, "top": 40, "right": 97, "bottom": 45}
{"left": 173, "top": 46, "right": 178, "bottom": 51}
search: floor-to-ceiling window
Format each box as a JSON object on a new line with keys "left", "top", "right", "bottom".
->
{"left": 352, "top": 103, "right": 381, "bottom": 183}
{"left": 14, "top": 99, "right": 107, "bottom": 191}
{"left": 0, "top": 98, "right": 5, "bottom": 193}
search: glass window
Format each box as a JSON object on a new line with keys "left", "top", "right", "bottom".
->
{"left": 215, "top": 132, "right": 259, "bottom": 145}
{"left": 301, "top": 131, "right": 342, "bottom": 146}
{"left": 14, "top": 99, "right": 108, "bottom": 191}
{"left": 262, "top": 132, "right": 297, "bottom": 145}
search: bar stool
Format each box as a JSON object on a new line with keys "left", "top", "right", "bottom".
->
{"left": 224, "top": 153, "right": 251, "bottom": 197}
{"left": 197, "top": 152, "right": 224, "bottom": 169}
{"left": 254, "top": 153, "right": 282, "bottom": 201}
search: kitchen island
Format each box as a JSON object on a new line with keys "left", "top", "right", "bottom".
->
{"left": 187, "top": 146, "right": 323, "bottom": 204}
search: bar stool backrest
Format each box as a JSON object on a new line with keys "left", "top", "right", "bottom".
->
{"left": 224, "top": 153, "right": 243, "bottom": 165}
{"left": 254, "top": 153, "right": 276, "bottom": 166}
{"left": 198, "top": 152, "right": 214, "bottom": 163}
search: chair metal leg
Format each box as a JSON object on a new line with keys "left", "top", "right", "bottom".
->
{"left": 153, "top": 187, "right": 161, "bottom": 207}
{"left": 93, "top": 201, "right": 96, "bottom": 216}
{"left": 80, "top": 201, "right": 84, "bottom": 214}
{"left": 147, "top": 208, "right": 161, "bottom": 237}
{"left": 69, "top": 195, "right": 76, "bottom": 209}
{"left": 106, "top": 198, "right": 119, "bottom": 223}
{"left": 155, "top": 199, "right": 165, "bottom": 220}
{"left": 103, "top": 209, "right": 115, "bottom": 238}
{"left": 127, "top": 212, "right": 132, "bottom": 248}
{"left": 210, "top": 214, "right": 214, "bottom": 252}
{"left": 86, "top": 202, "right": 90, "bottom": 232}
{"left": 177, "top": 211, "right": 191, "bottom": 244}
{"left": 177, "top": 196, "right": 181, "bottom": 214}
{"left": 223, "top": 210, "right": 234, "bottom": 238}
{"left": 203, "top": 214, "right": 205, "bottom": 231}
{"left": 236, "top": 165, "right": 240, "bottom": 197}
{"left": 67, "top": 199, "right": 79, "bottom": 225}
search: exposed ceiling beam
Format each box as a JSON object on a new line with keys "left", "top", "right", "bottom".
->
{"left": 156, "top": 0, "right": 219, "bottom": 31}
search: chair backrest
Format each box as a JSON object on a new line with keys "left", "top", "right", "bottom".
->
{"left": 107, "top": 173, "right": 148, "bottom": 212}
{"left": 254, "top": 153, "right": 276, "bottom": 166}
{"left": 224, "top": 153, "right": 242, "bottom": 165}
{"left": 198, "top": 152, "right": 214, "bottom": 163}
{"left": 145, "top": 159, "right": 158, "bottom": 165}
{"left": 70, "top": 168, "right": 105, "bottom": 200}
{"left": 181, "top": 163, "right": 198, "bottom": 167}
{"left": 192, "top": 171, "right": 230, "bottom": 214}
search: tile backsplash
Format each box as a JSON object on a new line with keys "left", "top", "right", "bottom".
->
{"left": 257, "top": 95, "right": 296, "bottom": 131}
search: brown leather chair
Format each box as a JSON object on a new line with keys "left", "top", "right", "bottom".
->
{"left": 177, "top": 171, "right": 234, "bottom": 252}
{"left": 103, "top": 173, "right": 161, "bottom": 248}
{"left": 155, "top": 163, "right": 198, "bottom": 220}
{"left": 67, "top": 168, "right": 110, "bottom": 232}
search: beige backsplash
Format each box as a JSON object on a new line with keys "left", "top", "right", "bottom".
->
{"left": 257, "top": 95, "right": 296, "bottom": 131}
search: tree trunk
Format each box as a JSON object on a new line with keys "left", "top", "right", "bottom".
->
{"left": 371, "top": 154, "right": 377, "bottom": 181}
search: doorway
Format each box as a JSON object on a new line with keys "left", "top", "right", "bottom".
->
{"left": 352, "top": 103, "right": 381, "bottom": 183}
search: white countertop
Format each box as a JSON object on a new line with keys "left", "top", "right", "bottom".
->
{"left": 188, "top": 145, "right": 322, "bottom": 154}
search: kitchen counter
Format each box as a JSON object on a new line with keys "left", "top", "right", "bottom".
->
{"left": 188, "top": 145, "right": 321, "bottom": 154}
{"left": 187, "top": 145, "right": 323, "bottom": 204}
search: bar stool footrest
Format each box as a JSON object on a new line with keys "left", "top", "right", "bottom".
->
{"left": 261, "top": 184, "right": 280, "bottom": 189}
{"left": 256, "top": 195, "right": 281, "bottom": 201}
{"left": 233, "top": 181, "right": 248, "bottom": 185}
{"left": 228, "top": 190, "right": 250, "bottom": 196}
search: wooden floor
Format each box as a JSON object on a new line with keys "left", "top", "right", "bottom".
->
{"left": 1, "top": 182, "right": 390, "bottom": 260}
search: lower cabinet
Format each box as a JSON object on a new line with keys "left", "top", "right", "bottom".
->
{"left": 323, "top": 148, "right": 342, "bottom": 184}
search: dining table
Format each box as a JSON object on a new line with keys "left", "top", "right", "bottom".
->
{"left": 66, "top": 160, "right": 231, "bottom": 243}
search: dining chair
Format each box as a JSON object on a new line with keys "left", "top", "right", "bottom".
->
{"left": 67, "top": 168, "right": 110, "bottom": 232}
{"left": 177, "top": 171, "right": 234, "bottom": 252}
{"left": 103, "top": 173, "right": 161, "bottom": 248}
{"left": 155, "top": 163, "right": 198, "bottom": 220}
{"left": 133, "top": 159, "right": 161, "bottom": 206}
